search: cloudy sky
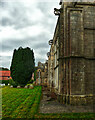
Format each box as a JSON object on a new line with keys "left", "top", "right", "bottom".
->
{"left": 0, "top": 0, "right": 60, "bottom": 69}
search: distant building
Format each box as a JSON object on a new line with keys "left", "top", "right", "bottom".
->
{"left": 0, "top": 71, "right": 11, "bottom": 80}
{"left": 36, "top": 61, "right": 48, "bottom": 86}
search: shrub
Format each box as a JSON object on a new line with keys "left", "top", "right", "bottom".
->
{"left": 27, "top": 79, "right": 34, "bottom": 84}
{"left": 0, "top": 80, "right": 9, "bottom": 85}
{"left": 9, "top": 79, "right": 18, "bottom": 87}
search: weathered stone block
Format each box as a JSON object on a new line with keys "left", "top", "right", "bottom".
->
{"left": 10, "top": 85, "right": 13, "bottom": 88}
{"left": 24, "top": 86, "right": 28, "bottom": 89}
{"left": 17, "top": 86, "right": 21, "bottom": 88}
{"left": 29, "top": 84, "right": 34, "bottom": 89}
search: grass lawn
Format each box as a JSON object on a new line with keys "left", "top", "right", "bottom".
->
{"left": 2, "top": 86, "right": 41, "bottom": 119}
{"left": 1, "top": 86, "right": 95, "bottom": 120}
{"left": 34, "top": 113, "right": 95, "bottom": 119}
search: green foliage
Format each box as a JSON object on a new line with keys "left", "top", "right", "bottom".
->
{"left": 34, "top": 113, "right": 95, "bottom": 119}
{"left": 27, "top": 79, "right": 34, "bottom": 84}
{"left": 9, "top": 79, "right": 18, "bottom": 87}
{"left": 0, "top": 80, "right": 9, "bottom": 85}
{"left": 0, "top": 67, "right": 9, "bottom": 71}
{"left": 10, "top": 47, "right": 35, "bottom": 86}
{"left": 26, "top": 83, "right": 33, "bottom": 86}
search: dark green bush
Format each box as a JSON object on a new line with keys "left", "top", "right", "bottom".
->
{"left": 0, "top": 80, "right": 9, "bottom": 85}
{"left": 27, "top": 79, "right": 34, "bottom": 84}
{"left": 9, "top": 79, "right": 18, "bottom": 87}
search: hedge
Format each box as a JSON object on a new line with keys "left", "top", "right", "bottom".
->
{"left": 0, "top": 80, "right": 9, "bottom": 85}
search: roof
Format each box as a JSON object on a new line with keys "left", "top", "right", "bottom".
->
{"left": 0, "top": 71, "right": 11, "bottom": 77}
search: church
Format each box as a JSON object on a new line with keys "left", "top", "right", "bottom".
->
{"left": 47, "top": 1, "right": 95, "bottom": 105}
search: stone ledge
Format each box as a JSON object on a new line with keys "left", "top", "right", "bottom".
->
{"left": 56, "top": 94, "right": 94, "bottom": 105}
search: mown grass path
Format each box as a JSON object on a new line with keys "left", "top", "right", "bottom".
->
{"left": 2, "top": 86, "right": 41, "bottom": 119}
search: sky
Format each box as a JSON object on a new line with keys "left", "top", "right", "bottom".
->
{"left": 0, "top": 0, "right": 60, "bottom": 69}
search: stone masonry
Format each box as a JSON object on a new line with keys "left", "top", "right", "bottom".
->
{"left": 47, "top": 1, "right": 95, "bottom": 106}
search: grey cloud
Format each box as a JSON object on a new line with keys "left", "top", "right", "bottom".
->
{"left": 37, "top": 2, "right": 58, "bottom": 28}
{"left": 1, "top": 17, "right": 13, "bottom": 26}
{"left": 37, "top": 2, "right": 51, "bottom": 15}
{"left": 2, "top": 44, "right": 12, "bottom": 52}
{"left": 35, "top": 58, "right": 47, "bottom": 66}
{"left": 37, "top": 2, "right": 58, "bottom": 15}
{"left": 1, "top": 16, "right": 30, "bottom": 28}
{"left": 0, "top": 56, "right": 1, "bottom": 60}
{"left": 2, "top": 39, "right": 27, "bottom": 52}
{"left": 1, "top": 56, "right": 11, "bottom": 60}
{"left": 0, "top": 56, "right": 12, "bottom": 68}
{"left": 14, "top": 19, "right": 35, "bottom": 30}
{"left": 2, "top": 33, "right": 50, "bottom": 53}
{"left": 1, "top": 2, "right": 31, "bottom": 28}
{"left": 1, "top": 1, "right": 57, "bottom": 31}
{"left": 38, "top": 49, "right": 48, "bottom": 55}
{"left": 34, "top": 43, "right": 48, "bottom": 50}
{"left": 0, "top": 1, "right": 58, "bottom": 68}
{"left": 0, "top": 1, "right": 7, "bottom": 8}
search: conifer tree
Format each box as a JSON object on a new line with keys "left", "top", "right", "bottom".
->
{"left": 10, "top": 47, "right": 35, "bottom": 86}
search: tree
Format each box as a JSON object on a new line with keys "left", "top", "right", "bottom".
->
{"left": 10, "top": 47, "right": 35, "bottom": 86}
{"left": 0, "top": 67, "right": 9, "bottom": 71}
